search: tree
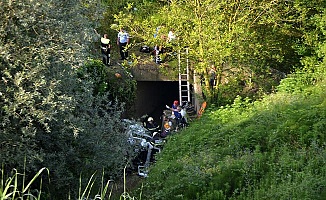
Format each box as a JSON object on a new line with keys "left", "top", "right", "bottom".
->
{"left": 114, "top": 0, "right": 324, "bottom": 104}
{"left": 0, "top": 0, "right": 134, "bottom": 198}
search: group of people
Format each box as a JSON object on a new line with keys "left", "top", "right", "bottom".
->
{"left": 152, "top": 27, "right": 176, "bottom": 64}
{"left": 166, "top": 100, "right": 187, "bottom": 128}
{"left": 100, "top": 28, "right": 130, "bottom": 66}
{"left": 143, "top": 100, "right": 188, "bottom": 139}
{"left": 100, "top": 26, "right": 177, "bottom": 66}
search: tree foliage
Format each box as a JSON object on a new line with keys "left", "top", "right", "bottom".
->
{"left": 0, "top": 0, "right": 135, "bottom": 198}
{"left": 77, "top": 59, "right": 137, "bottom": 110}
{"left": 139, "top": 38, "right": 326, "bottom": 200}
{"left": 114, "top": 0, "right": 325, "bottom": 104}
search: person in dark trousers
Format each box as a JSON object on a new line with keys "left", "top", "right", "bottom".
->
{"left": 117, "top": 28, "right": 130, "bottom": 60}
{"left": 209, "top": 65, "right": 216, "bottom": 90}
{"left": 145, "top": 117, "right": 160, "bottom": 133}
{"left": 101, "top": 34, "right": 111, "bottom": 66}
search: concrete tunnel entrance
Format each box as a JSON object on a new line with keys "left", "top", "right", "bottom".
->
{"left": 130, "top": 81, "right": 179, "bottom": 125}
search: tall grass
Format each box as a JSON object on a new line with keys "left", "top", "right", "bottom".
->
{"left": 76, "top": 165, "right": 140, "bottom": 200}
{"left": 0, "top": 166, "right": 140, "bottom": 200}
{"left": 0, "top": 166, "right": 49, "bottom": 200}
{"left": 77, "top": 170, "right": 113, "bottom": 200}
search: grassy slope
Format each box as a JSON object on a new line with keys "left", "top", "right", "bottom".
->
{"left": 138, "top": 79, "right": 326, "bottom": 199}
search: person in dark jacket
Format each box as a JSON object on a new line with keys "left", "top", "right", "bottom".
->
{"left": 145, "top": 117, "right": 159, "bottom": 131}
{"left": 101, "top": 34, "right": 111, "bottom": 65}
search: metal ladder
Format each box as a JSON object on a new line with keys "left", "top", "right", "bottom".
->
{"left": 178, "top": 48, "right": 191, "bottom": 105}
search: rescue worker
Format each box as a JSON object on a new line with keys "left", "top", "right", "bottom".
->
{"left": 145, "top": 117, "right": 160, "bottom": 133}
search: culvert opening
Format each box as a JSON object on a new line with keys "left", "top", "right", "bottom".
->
{"left": 130, "top": 81, "right": 179, "bottom": 124}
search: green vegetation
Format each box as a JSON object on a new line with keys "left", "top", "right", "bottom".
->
{"left": 139, "top": 67, "right": 326, "bottom": 199}
{"left": 0, "top": 1, "right": 137, "bottom": 199}
{"left": 1, "top": 0, "right": 326, "bottom": 199}
{"left": 1, "top": 166, "right": 49, "bottom": 200}
{"left": 114, "top": 0, "right": 325, "bottom": 104}
{"left": 77, "top": 59, "right": 137, "bottom": 110}
{"left": 115, "top": 2, "right": 326, "bottom": 198}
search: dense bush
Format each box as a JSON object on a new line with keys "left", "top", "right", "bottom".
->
{"left": 77, "top": 59, "right": 137, "bottom": 110}
{"left": 0, "top": 1, "right": 136, "bottom": 199}
{"left": 139, "top": 73, "right": 326, "bottom": 199}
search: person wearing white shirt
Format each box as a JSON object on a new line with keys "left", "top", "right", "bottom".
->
{"left": 117, "top": 28, "right": 130, "bottom": 60}
{"left": 168, "top": 29, "right": 176, "bottom": 42}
